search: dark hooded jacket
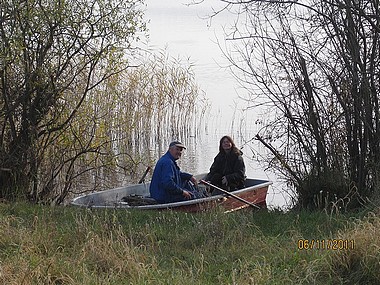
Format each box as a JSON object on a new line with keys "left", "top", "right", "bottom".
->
{"left": 205, "top": 149, "right": 246, "bottom": 188}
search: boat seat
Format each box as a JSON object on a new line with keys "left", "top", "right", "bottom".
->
{"left": 121, "top": 195, "right": 158, "bottom": 206}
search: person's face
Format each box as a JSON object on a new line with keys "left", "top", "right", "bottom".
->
{"left": 222, "top": 138, "right": 232, "bottom": 151}
{"left": 169, "top": 146, "right": 184, "bottom": 160}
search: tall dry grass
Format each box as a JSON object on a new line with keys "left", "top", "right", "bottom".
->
{"left": 1, "top": 203, "right": 380, "bottom": 284}
{"left": 323, "top": 212, "right": 380, "bottom": 284}
{"left": 0, "top": 207, "right": 154, "bottom": 284}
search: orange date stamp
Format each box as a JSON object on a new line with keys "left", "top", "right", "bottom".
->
{"left": 297, "top": 239, "right": 355, "bottom": 250}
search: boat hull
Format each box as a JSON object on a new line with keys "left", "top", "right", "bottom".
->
{"left": 71, "top": 178, "right": 272, "bottom": 213}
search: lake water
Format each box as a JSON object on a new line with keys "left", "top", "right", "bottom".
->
{"left": 143, "top": 0, "right": 293, "bottom": 209}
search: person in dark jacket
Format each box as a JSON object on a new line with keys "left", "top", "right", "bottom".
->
{"left": 205, "top": 135, "right": 246, "bottom": 194}
{"left": 150, "top": 141, "right": 205, "bottom": 203}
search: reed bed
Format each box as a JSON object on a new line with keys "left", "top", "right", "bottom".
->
{"left": 35, "top": 51, "right": 209, "bottom": 204}
{"left": 0, "top": 203, "right": 378, "bottom": 284}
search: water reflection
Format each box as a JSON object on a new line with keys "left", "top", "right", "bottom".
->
{"left": 144, "top": 0, "right": 243, "bottom": 124}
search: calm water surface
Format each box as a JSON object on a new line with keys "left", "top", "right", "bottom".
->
{"left": 144, "top": 1, "right": 292, "bottom": 208}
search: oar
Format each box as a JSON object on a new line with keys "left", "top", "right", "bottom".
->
{"left": 138, "top": 166, "right": 151, "bottom": 184}
{"left": 200, "top": 179, "right": 260, "bottom": 209}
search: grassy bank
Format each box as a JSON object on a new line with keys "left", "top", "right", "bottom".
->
{"left": 0, "top": 203, "right": 379, "bottom": 284}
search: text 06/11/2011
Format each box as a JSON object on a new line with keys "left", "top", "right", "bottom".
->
{"left": 297, "top": 239, "right": 355, "bottom": 250}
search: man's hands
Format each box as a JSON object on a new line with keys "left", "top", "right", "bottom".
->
{"left": 222, "top": 176, "right": 228, "bottom": 185}
{"left": 182, "top": 176, "right": 198, "bottom": 199}
{"left": 182, "top": 190, "right": 192, "bottom": 199}
{"left": 190, "top": 176, "right": 198, "bottom": 186}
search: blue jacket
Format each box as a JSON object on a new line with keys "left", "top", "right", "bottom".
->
{"left": 149, "top": 151, "right": 192, "bottom": 203}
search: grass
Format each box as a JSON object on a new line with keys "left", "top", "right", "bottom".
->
{"left": 0, "top": 203, "right": 379, "bottom": 284}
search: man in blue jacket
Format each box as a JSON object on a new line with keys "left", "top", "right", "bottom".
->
{"left": 150, "top": 141, "right": 204, "bottom": 203}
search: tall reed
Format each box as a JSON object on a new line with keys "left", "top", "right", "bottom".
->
{"left": 34, "top": 50, "right": 208, "bottom": 203}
